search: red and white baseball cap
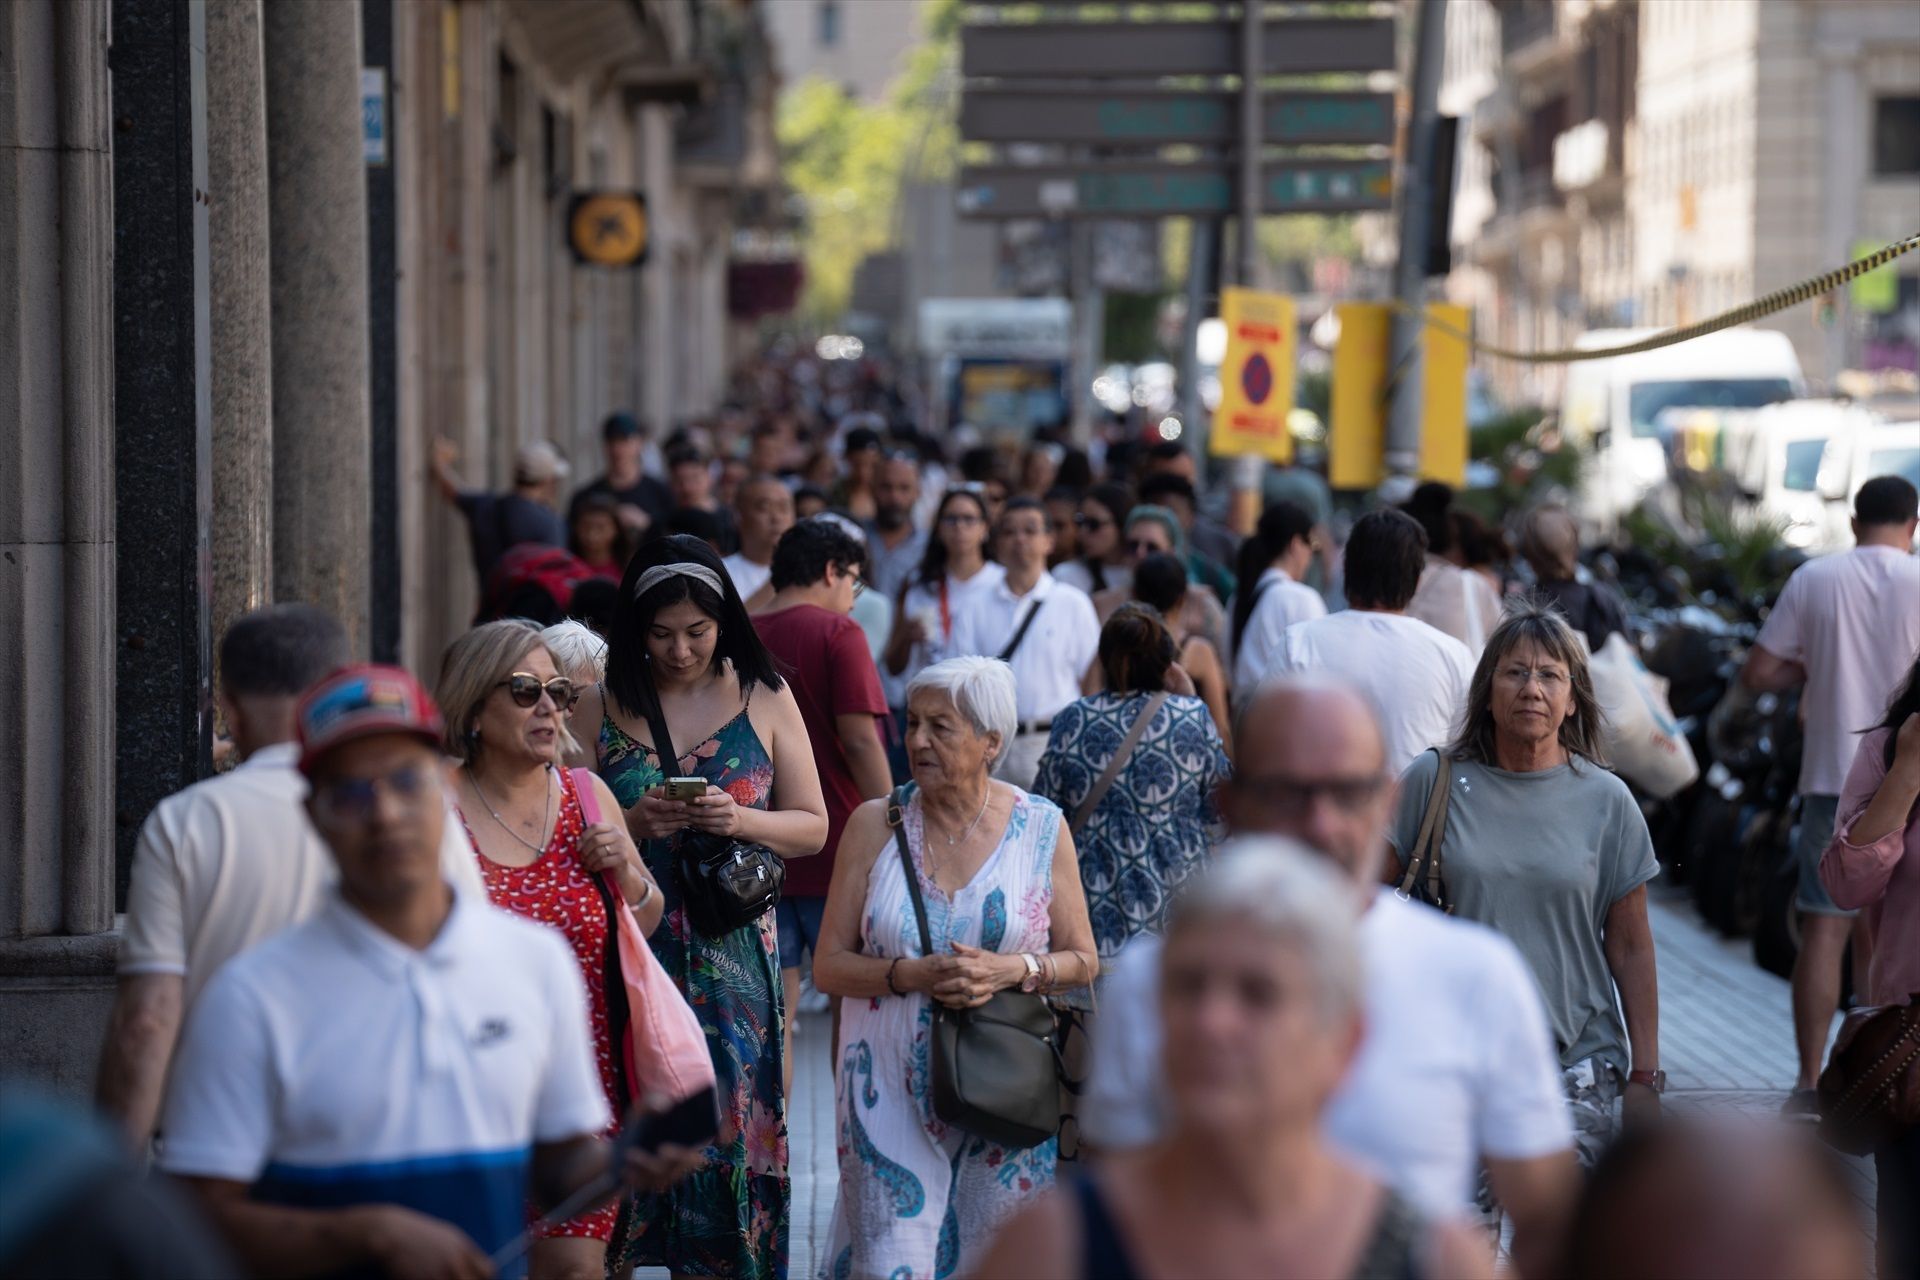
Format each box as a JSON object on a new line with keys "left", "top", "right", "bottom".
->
{"left": 296, "top": 664, "right": 445, "bottom": 776}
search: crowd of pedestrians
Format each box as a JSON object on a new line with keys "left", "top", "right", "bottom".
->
{"left": 61, "top": 349, "right": 1920, "bottom": 1280}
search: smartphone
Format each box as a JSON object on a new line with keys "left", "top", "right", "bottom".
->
{"left": 613, "top": 1086, "right": 721, "bottom": 1161}
{"left": 663, "top": 777, "right": 708, "bottom": 802}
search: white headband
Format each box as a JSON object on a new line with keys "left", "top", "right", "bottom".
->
{"left": 632, "top": 562, "right": 726, "bottom": 601}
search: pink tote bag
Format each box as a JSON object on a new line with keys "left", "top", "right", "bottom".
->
{"left": 572, "top": 768, "right": 716, "bottom": 1108}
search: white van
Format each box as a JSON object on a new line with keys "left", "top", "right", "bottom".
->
{"left": 1561, "top": 327, "right": 1806, "bottom": 533}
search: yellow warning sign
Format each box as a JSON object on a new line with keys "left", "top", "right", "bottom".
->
{"left": 1209, "top": 288, "right": 1297, "bottom": 463}
{"left": 568, "top": 191, "right": 649, "bottom": 267}
{"left": 1329, "top": 302, "right": 1469, "bottom": 490}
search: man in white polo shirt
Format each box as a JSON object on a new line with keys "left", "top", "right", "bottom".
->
{"left": 158, "top": 666, "right": 698, "bottom": 1277}
{"left": 97, "top": 606, "right": 484, "bottom": 1148}
{"left": 949, "top": 497, "right": 1100, "bottom": 788}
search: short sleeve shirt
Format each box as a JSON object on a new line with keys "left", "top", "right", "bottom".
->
{"left": 752, "top": 604, "right": 889, "bottom": 895}
{"left": 455, "top": 491, "right": 567, "bottom": 581}
{"left": 1755, "top": 545, "right": 1920, "bottom": 796}
{"left": 1388, "top": 751, "right": 1659, "bottom": 1073}
{"left": 947, "top": 573, "right": 1101, "bottom": 724}
{"left": 159, "top": 894, "right": 608, "bottom": 1258}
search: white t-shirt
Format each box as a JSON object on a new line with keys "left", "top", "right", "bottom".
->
{"left": 1083, "top": 889, "right": 1572, "bottom": 1217}
{"left": 1755, "top": 544, "right": 1920, "bottom": 795}
{"left": 722, "top": 552, "right": 773, "bottom": 603}
{"left": 887, "top": 563, "right": 1007, "bottom": 707}
{"left": 1408, "top": 559, "right": 1505, "bottom": 658}
{"left": 948, "top": 571, "right": 1101, "bottom": 725}
{"left": 1266, "top": 611, "right": 1474, "bottom": 775}
{"left": 1233, "top": 567, "right": 1329, "bottom": 691}
{"left": 158, "top": 891, "right": 609, "bottom": 1258}
{"left": 119, "top": 743, "right": 486, "bottom": 1011}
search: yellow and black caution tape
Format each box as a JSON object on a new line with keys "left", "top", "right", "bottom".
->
{"left": 1394, "top": 231, "right": 1920, "bottom": 364}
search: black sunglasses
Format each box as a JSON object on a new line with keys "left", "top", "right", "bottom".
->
{"left": 497, "top": 673, "right": 578, "bottom": 710}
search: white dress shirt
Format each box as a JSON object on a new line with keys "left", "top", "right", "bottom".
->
{"left": 948, "top": 570, "right": 1100, "bottom": 725}
{"left": 1232, "top": 566, "right": 1329, "bottom": 691}
{"left": 721, "top": 552, "right": 773, "bottom": 603}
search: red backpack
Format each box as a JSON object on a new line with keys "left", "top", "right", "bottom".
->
{"left": 479, "top": 544, "right": 608, "bottom": 624}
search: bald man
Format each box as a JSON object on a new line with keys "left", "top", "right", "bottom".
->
{"left": 1084, "top": 678, "right": 1579, "bottom": 1280}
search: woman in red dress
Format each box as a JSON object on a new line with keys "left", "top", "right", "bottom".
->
{"left": 436, "top": 620, "right": 662, "bottom": 1280}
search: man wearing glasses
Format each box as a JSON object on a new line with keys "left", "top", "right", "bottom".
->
{"left": 156, "top": 666, "right": 700, "bottom": 1276}
{"left": 1082, "top": 677, "right": 1577, "bottom": 1280}
{"left": 753, "top": 518, "right": 893, "bottom": 1090}
{"left": 97, "top": 607, "right": 483, "bottom": 1150}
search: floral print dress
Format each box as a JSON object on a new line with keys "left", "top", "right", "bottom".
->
{"left": 818, "top": 788, "right": 1063, "bottom": 1280}
{"left": 460, "top": 766, "right": 623, "bottom": 1243}
{"left": 598, "top": 699, "right": 787, "bottom": 1280}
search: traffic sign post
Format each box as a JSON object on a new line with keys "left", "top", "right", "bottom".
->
{"left": 1329, "top": 302, "right": 1470, "bottom": 490}
{"left": 1210, "top": 288, "right": 1297, "bottom": 464}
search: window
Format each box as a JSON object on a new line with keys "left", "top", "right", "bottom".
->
{"left": 818, "top": 0, "right": 840, "bottom": 47}
{"left": 1627, "top": 378, "right": 1795, "bottom": 438}
{"left": 1874, "top": 97, "right": 1920, "bottom": 176}
{"left": 1781, "top": 439, "right": 1828, "bottom": 493}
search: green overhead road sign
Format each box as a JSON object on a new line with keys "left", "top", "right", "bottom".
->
{"left": 959, "top": 90, "right": 1396, "bottom": 146}
{"left": 956, "top": 161, "right": 1394, "bottom": 219}
{"left": 960, "top": 18, "right": 1396, "bottom": 78}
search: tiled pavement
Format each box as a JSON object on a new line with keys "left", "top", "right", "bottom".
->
{"left": 651, "top": 882, "right": 1878, "bottom": 1278}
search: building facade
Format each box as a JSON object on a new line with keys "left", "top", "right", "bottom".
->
{"left": 0, "top": 0, "right": 782, "bottom": 1091}
{"left": 1442, "top": 0, "right": 1920, "bottom": 406}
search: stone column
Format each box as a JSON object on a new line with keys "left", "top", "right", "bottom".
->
{"left": 0, "top": 0, "right": 120, "bottom": 1093}
{"left": 263, "top": 0, "right": 372, "bottom": 653}
{"left": 206, "top": 0, "right": 273, "bottom": 644}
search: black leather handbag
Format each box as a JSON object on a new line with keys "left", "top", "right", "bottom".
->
{"left": 889, "top": 786, "right": 1063, "bottom": 1150}
{"left": 641, "top": 696, "right": 783, "bottom": 937}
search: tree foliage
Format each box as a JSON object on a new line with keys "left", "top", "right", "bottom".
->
{"left": 775, "top": 0, "right": 962, "bottom": 324}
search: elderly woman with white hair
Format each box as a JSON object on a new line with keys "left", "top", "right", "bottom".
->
{"left": 814, "top": 656, "right": 1099, "bottom": 1280}
{"left": 976, "top": 839, "right": 1494, "bottom": 1280}
{"left": 540, "top": 618, "right": 608, "bottom": 689}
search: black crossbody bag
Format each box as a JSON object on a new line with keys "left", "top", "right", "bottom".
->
{"left": 888, "top": 786, "right": 1064, "bottom": 1150}
{"left": 641, "top": 693, "right": 783, "bottom": 936}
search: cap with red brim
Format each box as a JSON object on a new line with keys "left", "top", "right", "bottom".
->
{"left": 296, "top": 664, "right": 445, "bottom": 775}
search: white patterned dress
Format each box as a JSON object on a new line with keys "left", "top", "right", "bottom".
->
{"left": 819, "top": 788, "right": 1061, "bottom": 1280}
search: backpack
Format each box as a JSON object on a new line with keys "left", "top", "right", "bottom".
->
{"left": 479, "top": 544, "right": 607, "bottom": 624}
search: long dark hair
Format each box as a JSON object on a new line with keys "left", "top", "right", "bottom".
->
{"left": 1079, "top": 482, "right": 1134, "bottom": 591}
{"left": 604, "top": 534, "right": 782, "bottom": 721}
{"left": 1231, "top": 501, "right": 1313, "bottom": 654}
{"left": 909, "top": 488, "right": 993, "bottom": 594}
{"left": 1869, "top": 647, "right": 1920, "bottom": 771}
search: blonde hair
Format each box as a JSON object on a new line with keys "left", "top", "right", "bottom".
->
{"left": 437, "top": 619, "right": 580, "bottom": 764}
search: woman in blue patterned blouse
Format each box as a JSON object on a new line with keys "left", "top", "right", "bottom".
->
{"left": 1034, "top": 603, "right": 1231, "bottom": 975}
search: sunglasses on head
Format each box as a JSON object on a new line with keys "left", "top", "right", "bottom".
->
{"left": 497, "top": 673, "right": 578, "bottom": 710}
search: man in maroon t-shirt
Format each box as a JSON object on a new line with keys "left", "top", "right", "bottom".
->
{"left": 753, "top": 518, "right": 892, "bottom": 1086}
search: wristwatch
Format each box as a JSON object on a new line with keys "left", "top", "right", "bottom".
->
{"left": 1627, "top": 1069, "right": 1666, "bottom": 1093}
{"left": 1020, "top": 953, "right": 1041, "bottom": 989}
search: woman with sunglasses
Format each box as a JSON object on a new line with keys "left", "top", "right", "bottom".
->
{"left": 1054, "top": 482, "right": 1134, "bottom": 598}
{"left": 570, "top": 534, "right": 828, "bottom": 1280}
{"left": 436, "top": 619, "right": 661, "bottom": 1280}
{"left": 1093, "top": 506, "right": 1231, "bottom": 668}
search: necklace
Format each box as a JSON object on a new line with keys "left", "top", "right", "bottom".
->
{"left": 929, "top": 787, "right": 993, "bottom": 848}
{"left": 469, "top": 765, "right": 553, "bottom": 856}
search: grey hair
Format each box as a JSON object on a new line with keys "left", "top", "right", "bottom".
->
{"left": 906, "top": 656, "right": 1018, "bottom": 766}
{"left": 539, "top": 620, "right": 608, "bottom": 687}
{"left": 1447, "top": 596, "right": 1610, "bottom": 767}
{"left": 1165, "top": 835, "right": 1363, "bottom": 1020}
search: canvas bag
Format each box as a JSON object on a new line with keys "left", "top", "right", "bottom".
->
{"left": 572, "top": 768, "right": 717, "bottom": 1111}
{"left": 1587, "top": 633, "right": 1699, "bottom": 798}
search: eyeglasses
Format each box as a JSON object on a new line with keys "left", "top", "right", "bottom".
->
{"left": 497, "top": 673, "right": 578, "bottom": 709}
{"left": 1496, "top": 665, "right": 1570, "bottom": 691}
{"left": 311, "top": 763, "right": 437, "bottom": 828}
{"left": 847, "top": 571, "right": 868, "bottom": 599}
{"left": 1234, "top": 774, "right": 1389, "bottom": 818}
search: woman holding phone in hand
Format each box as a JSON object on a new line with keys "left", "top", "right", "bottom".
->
{"left": 570, "top": 534, "right": 827, "bottom": 1280}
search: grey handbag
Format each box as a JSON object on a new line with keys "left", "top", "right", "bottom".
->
{"left": 888, "top": 786, "right": 1064, "bottom": 1150}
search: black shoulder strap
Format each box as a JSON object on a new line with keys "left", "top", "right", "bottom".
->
{"left": 638, "top": 685, "right": 680, "bottom": 775}
{"left": 889, "top": 785, "right": 935, "bottom": 958}
{"left": 998, "top": 596, "right": 1046, "bottom": 663}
